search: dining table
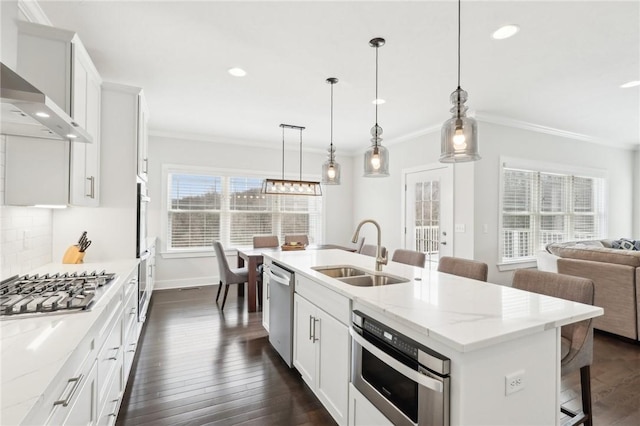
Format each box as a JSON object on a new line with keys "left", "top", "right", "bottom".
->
{"left": 235, "top": 244, "right": 356, "bottom": 312}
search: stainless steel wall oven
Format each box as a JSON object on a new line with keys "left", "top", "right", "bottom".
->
{"left": 137, "top": 180, "right": 151, "bottom": 322}
{"left": 351, "top": 310, "right": 451, "bottom": 426}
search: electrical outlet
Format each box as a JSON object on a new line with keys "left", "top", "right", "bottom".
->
{"left": 455, "top": 224, "right": 465, "bottom": 233}
{"left": 505, "top": 370, "right": 525, "bottom": 395}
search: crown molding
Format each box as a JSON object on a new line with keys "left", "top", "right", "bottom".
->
{"left": 149, "top": 129, "right": 329, "bottom": 155}
{"left": 18, "top": 0, "right": 51, "bottom": 25}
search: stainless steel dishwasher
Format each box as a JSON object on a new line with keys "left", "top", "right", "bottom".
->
{"left": 268, "top": 262, "right": 295, "bottom": 367}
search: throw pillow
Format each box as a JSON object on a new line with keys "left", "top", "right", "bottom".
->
{"left": 612, "top": 238, "right": 640, "bottom": 251}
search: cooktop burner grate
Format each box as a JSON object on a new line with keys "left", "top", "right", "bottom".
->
{"left": 0, "top": 270, "right": 116, "bottom": 317}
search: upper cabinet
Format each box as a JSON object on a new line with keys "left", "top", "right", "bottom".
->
{"left": 137, "top": 94, "right": 149, "bottom": 182}
{"left": 6, "top": 22, "right": 102, "bottom": 206}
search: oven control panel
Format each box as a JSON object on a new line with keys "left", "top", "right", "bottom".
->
{"left": 363, "top": 317, "right": 419, "bottom": 359}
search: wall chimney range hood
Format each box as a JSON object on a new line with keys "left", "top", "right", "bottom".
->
{"left": 0, "top": 62, "right": 92, "bottom": 143}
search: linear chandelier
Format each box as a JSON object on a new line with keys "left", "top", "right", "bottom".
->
{"left": 262, "top": 124, "right": 322, "bottom": 196}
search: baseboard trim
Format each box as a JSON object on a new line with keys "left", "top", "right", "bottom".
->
{"left": 154, "top": 275, "right": 219, "bottom": 290}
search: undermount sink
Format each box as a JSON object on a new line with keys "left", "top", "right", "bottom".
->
{"left": 312, "top": 265, "right": 368, "bottom": 278}
{"left": 312, "top": 265, "right": 409, "bottom": 287}
{"left": 338, "top": 274, "right": 409, "bottom": 287}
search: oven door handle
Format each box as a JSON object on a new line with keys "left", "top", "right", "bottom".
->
{"left": 350, "top": 327, "right": 444, "bottom": 393}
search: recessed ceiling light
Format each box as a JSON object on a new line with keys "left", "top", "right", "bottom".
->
{"left": 35, "top": 111, "right": 50, "bottom": 118}
{"left": 620, "top": 80, "right": 640, "bottom": 88}
{"left": 372, "top": 98, "right": 386, "bottom": 105}
{"left": 492, "top": 24, "right": 520, "bottom": 40}
{"left": 228, "top": 67, "right": 247, "bottom": 77}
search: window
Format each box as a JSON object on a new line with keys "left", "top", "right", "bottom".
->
{"left": 499, "top": 159, "right": 606, "bottom": 264}
{"left": 167, "top": 169, "right": 322, "bottom": 251}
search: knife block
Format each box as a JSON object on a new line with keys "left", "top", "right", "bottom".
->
{"left": 62, "top": 245, "right": 85, "bottom": 264}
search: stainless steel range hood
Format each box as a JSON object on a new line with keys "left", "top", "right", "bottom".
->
{"left": 0, "top": 62, "right": 92, "bottom": 143}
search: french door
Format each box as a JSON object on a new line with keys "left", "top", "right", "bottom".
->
{"left": 403, "top": 165, "right": 453, "bottom": 269}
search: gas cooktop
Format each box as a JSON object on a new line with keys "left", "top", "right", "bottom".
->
{"left": 0, "top": 270, "right": 116, "bottom": 318}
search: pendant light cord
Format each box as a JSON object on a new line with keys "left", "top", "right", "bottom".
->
{"left": 299, "top": 128, "right": 303, "bottom": 181}
{"left": 374, "top": 42, "right": 380, "bottom": 147}
{"left": 281, "top": 126, "right": 285, "bottom": 180}
{"left": 457, "top": 0, "right": 461, "bottom": 89}
{"left": 330, "top": 81, "right": 334, "bottom": 163}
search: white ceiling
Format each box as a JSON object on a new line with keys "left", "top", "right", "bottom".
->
{"left": 37, "top": 0, "right": 640, "bottom": 154}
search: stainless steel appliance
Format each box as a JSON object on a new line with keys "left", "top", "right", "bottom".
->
{"left": 351, "top": 310, "right": 451, "bottom": 426}
{"left": 0, "top": 271, "right": 116, "bottom": 317}
{"left": 0, "top": 62, "right": 92, "bottom": 143}
{"left": 136, "top": 180, "right": 151, "bottom": 323}
{"left": 268, "top": 262, "right": 295, "bottom": 367}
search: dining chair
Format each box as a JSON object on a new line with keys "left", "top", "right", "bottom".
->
{"left": 253, "top": 235, "right": 279, "bottom": 248}
{"left": 284, "top": 234, "right": 309, "bottom": 245}
{"left": 252, "top": 235, "right": 279, "bottom": 305}
{"left": 360, "top": 244, "right": 387, "bottom": 259}
{"left": 437, "top": 256, "right": 488, "bottom": 282}
{"left": 512, "top": 269, "right": 595, "bottom": 426}
{"left": 213, "top": 241, "right": 249, "bottom": 310}
{"left": 391, "top": 249, "right": 426, "bottom": 268}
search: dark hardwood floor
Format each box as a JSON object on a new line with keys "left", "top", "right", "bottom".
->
{"left": 116, "top": 286, "right": 335, "bottom": 426}
{"left": 117, "top": 286, "right": 640, "bottom": 426}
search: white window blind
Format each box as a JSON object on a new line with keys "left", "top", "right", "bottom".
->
{"left": 167, "top": 171, "right": 323, "bottom": 250}
{"left": 500, "top": 163, "right": 606, "bottom": 263}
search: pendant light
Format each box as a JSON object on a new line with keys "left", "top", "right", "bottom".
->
{"left": 262, "top": 124, "right": 322, "bottom": 196}
{"left": 322, "top": 77, "right": 341, "bottom": 185}
{"left": 364, "top": 37, "right": 390, "bottom": 177}
{"left": 440, "top": 0, "right": 480, "bottom": 163}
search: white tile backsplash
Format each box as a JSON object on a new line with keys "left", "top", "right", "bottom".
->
{"left": 0, "top": 136, "right": 53, "bottom": 278}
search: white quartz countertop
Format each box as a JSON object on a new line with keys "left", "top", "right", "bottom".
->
{"left": 264, "top": 250, "right": 603, "bottom": 353}
{"left": 0, "top": 259, "right": 139, "bottom": 426}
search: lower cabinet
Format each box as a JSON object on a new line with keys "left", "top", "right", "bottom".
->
{"left": 262, "top": 260, "right": 271, "bottom": 332}
{"left": 47, "top": 360, "right": 98, "bottom": 426}
{"left": 293, "top": 293, "right": 349, "bottom": 425}
{"left": 348, "top": 383, "right": 392, "bottom": 426}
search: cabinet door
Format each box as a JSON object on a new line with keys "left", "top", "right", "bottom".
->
{"left": 348, "top": 384, "right": 392, "bottom": 426}
{"left": 262, "top": 269, "right": 270, "bottom": 332}
{"left": 293, "top": 294, "right": 316, "bottom": 388}
{"left": 316, "top": 309, "right": 350, "bottom": 425}
{"left": 83, "top": 73, "right": 101, "bottom": 205}
{"left": 136, "top": 95, "right": 149, "bottom": 181}
{"left": 53, "top": 361, "right": 98, "bottom": 426}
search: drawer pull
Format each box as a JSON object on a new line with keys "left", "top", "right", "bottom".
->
{"left": 108, "top": 398, "right": 119, "bottom": 417}
{"left": 53, "top": 374, "right": 83, "bottom": 407}
{"left": 130, "top": 307, "right": 137, "bottom": 315}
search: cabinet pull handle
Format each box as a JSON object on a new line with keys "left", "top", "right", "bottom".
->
{"left": 309, "top": 315, "right": 314, "bottom": 341}
{"left": 143, "top": 158, "right": 148, "bottom": 173}
{"left": 108, "top": 398, "right": 119, "bottom": 417}
{"left": 107, "top": 346, "right": 120, "bottom": 360}
{"left": 53, "top": 374, "right": 83, "bottom": 407}
{"left": 312, "top": 317, "right": 320, "bottom": 342}
{"left": 130, "top": 307, "right": 137, "bottom": 315}
{"left": 266, "top": 282, "right": 269, "bottom": 300}
{"left": 86, "top": 176, "right": 95, "bottom": 198}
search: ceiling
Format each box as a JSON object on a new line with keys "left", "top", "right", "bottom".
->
{"left": 36, "top": 1, "right": 640, "bottom": 154}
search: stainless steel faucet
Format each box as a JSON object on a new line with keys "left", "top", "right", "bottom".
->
{"left": 352, "top": 219, "right": 387, "bottom": 272}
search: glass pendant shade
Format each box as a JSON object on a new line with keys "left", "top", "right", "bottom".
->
{"left": 364, "top": 125, "right": 389, "bottom": 177}
{"left": 322, "top": 145, "right": 341, "bottom": 184}
{"left": 440, "top": 88, "right": 480, "bottom": 163}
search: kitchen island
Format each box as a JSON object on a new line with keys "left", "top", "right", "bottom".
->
{"left": 263, "top": 249, "right": 603, "bottom": 426}
{"left": 0, "top": 260, "right": 139, "bottom": 426}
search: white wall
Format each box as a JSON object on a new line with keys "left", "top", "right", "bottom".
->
{"left": 350, "top": 129, "right": 476, "bottom": 261}
{"left": 350, "top": 122, "right": 636, "bottom": 285}
{"left": 148, "top": 134, "right": 354, "bottom": 289}
{"left": 634, "top": 148, "right": 640, "bottom": 237}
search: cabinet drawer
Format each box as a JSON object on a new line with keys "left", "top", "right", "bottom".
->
{"left": 123, "top": 272, "right": 138, "bottom": 301}
{"left": 97, "top": 316, "right": 123, "bottom": 406}
{"left": 97, "top": 360, "right": 123, "bottom": 426}
{"left": 296, "top": 274, "right": 350, "bottom": 325}
{"left": 123, "top": 288, "right": 138, "bottom": 341}
{"left": 123, "top": 312, "right": 139, "bottom": 381}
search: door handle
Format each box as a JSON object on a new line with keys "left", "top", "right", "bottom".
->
{"left": 440, "top": 241, "right": 447, "bottom": 245}
{"left": 312, "top": 317, "right": 319, "bottom": 342}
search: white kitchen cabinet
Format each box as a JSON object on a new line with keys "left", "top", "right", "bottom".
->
{"left": 11, "top": 21, "right": 102, "bottom": 207}
{"left": 137, "top": 98, "right": 149, "bottom": 181}
{"left": 293, "top": 293, "right": 350, "bottom": 425}
{"left": 50, "top": 360, "right": 98, "bottom": 426}
{"left": 348, "top": 384, "right": 392, "bottom": 426}
{"left": 262, "top": 258, "right": 272, "bottom": 332}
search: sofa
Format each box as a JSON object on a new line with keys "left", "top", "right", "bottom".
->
{"left": 537, "top": 239, "right": 640, "bottom": 341}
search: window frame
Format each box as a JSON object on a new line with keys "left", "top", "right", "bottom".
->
{"left": 161, "top": 164, "right": 325, "bottom": 258}
{"left": 498, "top": 157, "right": 608, "bottom": 270}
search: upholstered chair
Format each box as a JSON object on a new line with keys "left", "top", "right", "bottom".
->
{"left": 512, "top": 269, "right": 595, "bottom": 426}
{"left": 437, "top": 256, "right": 488, "bottom": 282}
{"left": 391, "top": 249, "right": 426, "bottom": 268}
{"left": 213, "top": 241, "right": 249, "bottom": 310}
{"left": 360, "top": 244, "right": 387, "bottom": 259}
{"left": 253, "top": 235, "right": 279, "bottom": 248}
